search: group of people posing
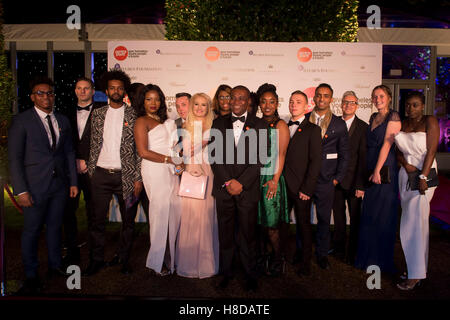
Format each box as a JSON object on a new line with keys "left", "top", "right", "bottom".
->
{"left": 8, "top": 69, "right": 439, "bottom": 294}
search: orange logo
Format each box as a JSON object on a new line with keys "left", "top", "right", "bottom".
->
{"left": 297, "top": 47, "right": 312, "bottom": 62}
{"left": 205, "top": 47, "right": 220, "bottom": 61}
{"left": 303, "top": 87, "right": 317, "bottom": 113}
{"left": 114, "top": 46, "right": 128, "bottom": 61}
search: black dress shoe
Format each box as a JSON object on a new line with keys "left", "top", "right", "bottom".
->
{"left": 47, "top": 267, "right": 69, "bottom": 278}
{"left": 297, "top": 263, "right": 311, "bottom": 276}
{"left": 292, "top": 250, "right": 303, "bottom": 265}
{"left": 120, "top": 263, "right": 132, "bottom": 275}
{"left": 216, "top": 276, "right": 231, "bottom": 289}
{"left": 244, "top": 277, "right": 258, "bottom": 292}
{"left": 317, "top": 256, "right": 330, "bottom": 270}
{"left": 107, "top": 255, "right": 123, "bottom": 267}
{"left": 82, "top": 261, "right": 105, "bottom": 276}
{"left": 16, "top": 277, "right": 42, "bottom": 295}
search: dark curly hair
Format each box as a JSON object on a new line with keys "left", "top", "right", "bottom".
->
{"left": 29, "top": 76, "right": 54, "bottom": 92}
{"left": 99, "top": 69, "right": 131, "bottom": 93}
{"left": 406, "top": 90, "right": 425, "bottom": 104}
{"left": 135, "top": 83, "right": 168, "bottom": 123}
{"left": 256, "top": 83, "right": 279, "bottom": 118}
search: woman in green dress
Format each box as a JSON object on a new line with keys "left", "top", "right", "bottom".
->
{"left": 256, "top": 83, "right": 290, "bottom": 276}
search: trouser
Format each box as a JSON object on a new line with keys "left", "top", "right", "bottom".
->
{"left": 332, "top": 185, "right": 362, "bottom": 261}
{"left": 22, "top": 175, "right": 68, "bottom": 278}
{"left": 89, "top": 167, "right": 137, "bottom": 263}
{"left": 216, "top": 195, "right": 259, "bottom": 279}
{"left": 313, "top": 181, "right": 335, "bottom": 258}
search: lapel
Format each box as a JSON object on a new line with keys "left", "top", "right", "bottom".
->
{"left": 96, "top": 106, "right": 108, "bottom": 149}
{"left": 348, "top": 116, "right": 357, "bottom": 138}
{"left": 323, "top": 116, "right": 336, "bottom": 141}
{"left": 121, "top": 105, "right": 131, "bottom": 146}
{"left": 79, "top": 109, "right": 94, "bottom": 141}
{"left": 53, "top": 112, "right": 64, "bottom": 150}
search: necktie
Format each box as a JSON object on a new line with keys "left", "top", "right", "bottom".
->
{"left": 46, "top": 115, "right": 57, "bottom": 150}
{"left": 288, "top": 120, "right": 300, "bottom": 126}
{"left": 77, "top": 105, "right": 91, "bottom": 111}
{"left": 316, "top": 117, "right": 322, "bottom": 126}
{"left": 231, "top": 115, "right": 245, "bottom": 123}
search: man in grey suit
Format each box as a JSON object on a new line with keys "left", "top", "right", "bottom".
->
{"left": 8, "top": 77, "right": 78, "bottom": 294}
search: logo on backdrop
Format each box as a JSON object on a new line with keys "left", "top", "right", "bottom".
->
{"left": 205, "top": 47, "right": 220, "bottom": 61}
{"left": 114, "top": 46, "right": 128, "bottom": 61}
{"left": 303, "top": 87, "right": 317, "bottom": 113}
{"left": 297, "top": 47, "right": 312, "bottom": 62}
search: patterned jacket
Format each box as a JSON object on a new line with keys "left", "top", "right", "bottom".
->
{"left": 87, "top": 104, "right": 142, "bottom": 201}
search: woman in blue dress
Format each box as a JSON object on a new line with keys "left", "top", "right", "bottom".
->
{"left": 355, "top": 85, "right": 401, "bottom": 274}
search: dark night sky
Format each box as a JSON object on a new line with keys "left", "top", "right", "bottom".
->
{"left": 2, "top": 0, "right": 449, "bottom": 27}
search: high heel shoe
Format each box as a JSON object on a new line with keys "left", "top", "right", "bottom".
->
{"left": 397, "top": 279, "right": 422, "bottom": 291}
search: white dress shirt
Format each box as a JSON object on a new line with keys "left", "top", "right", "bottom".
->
{"left": 314, "top": 112, "right": 324, "bottom": 126}
{"left": 232, "top": 111, "right": 247, "bottom": 146}
{"left": 77, "top": 104, "right": 93, "bottom": 139}
{"left": 97, "top": 105, "right": 125, "bottom": 169}
{"left": 34, "top": 106, "right": 60, "bottom": 147}
{"left": 343, "top": 115, "right": 355, "bottom": 131}
{"left": 288, "top": 115, "right": 305, "bottom": 138}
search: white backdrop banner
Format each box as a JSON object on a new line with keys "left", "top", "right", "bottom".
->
{"left": 108, "top": 40, "right": 382, "bottom": 122}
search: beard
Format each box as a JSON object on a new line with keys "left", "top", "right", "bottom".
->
{"left": 108, "top": 93, "right": 124, "bottom": 104}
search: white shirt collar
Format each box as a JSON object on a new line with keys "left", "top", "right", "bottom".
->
{"left": 232, "top": 111, "right": 248, "bottom": 119}
{"left": 291, "top": 115, "right": 305, "bottom": 124}
{"left": 34, "top": 106, "right": 54, "bottom": 119}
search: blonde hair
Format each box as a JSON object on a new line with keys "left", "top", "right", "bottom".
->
{"left": 185, "top": 93, "right": 214, "bottom": 142}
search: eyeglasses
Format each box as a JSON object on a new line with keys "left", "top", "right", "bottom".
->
{"left": 32, "top": 90, "right": 55, "bottom": 97}
{"left": 219, "top": 96, "right": 231, "bottom": 101}
{"left": 342, "top": 100, "right": 357, "bottom": 106}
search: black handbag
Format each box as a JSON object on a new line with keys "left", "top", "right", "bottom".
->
{"left": 380, "top": 166, "right": 390, "bottom": 184}
{"left": 407, "top": 168, "right": 439, "bottom": 191}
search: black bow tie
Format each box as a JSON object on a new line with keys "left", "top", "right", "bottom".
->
{"left": 231, "top": 115, "right": 246, "bottom": 123}
{"left": 288, "top": 120, "right": 300, "bottom": 126}
{"left": 77, "top": 105, "right": 91, "bottom": 111}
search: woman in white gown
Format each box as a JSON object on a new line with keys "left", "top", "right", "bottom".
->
{"left": 134, "top": 84, "right": 183, "bottom": 275}
{"left": 175, "top": 93, "right": 219, "bottom": 279}
{"left": 394, "top": 91, "right": 439, "bottom": 290}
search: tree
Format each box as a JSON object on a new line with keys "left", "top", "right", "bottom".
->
{"left": 0, "top": 0, "right": 15, "bottom": 179}
{"left": 165, "top": 0, "right": 359, "bottom": 42}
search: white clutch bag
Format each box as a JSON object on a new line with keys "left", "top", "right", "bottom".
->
{"left": 178, "top": 171, "right": 209, "bottom": 200}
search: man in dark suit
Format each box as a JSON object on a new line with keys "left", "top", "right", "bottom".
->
{"left": 83, "top": 69, "right": 142, "bottom": 276}
{"left": 62, "top": 77, "right": 103, "bottom": 267}
{"left": 175, "top": 92, "right": 191, "bottom": 129}
{"left": 210, "top": 85, "right": 267, "bottom": 292}
{"left": 307, "top": 83, "right": 349, "bottom": 270}
{"left": 8, "top": 77, "right": 78, "bottom": 294}
{"left": 284, "top": 90, "right": 322, "bottom": 276}
{"left": 331, "top": 91, "right": 368, "bottom": 264}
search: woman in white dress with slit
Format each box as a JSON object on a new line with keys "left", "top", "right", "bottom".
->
{"left": 134, "top": 84, "right": 183, "bottom": 275}
{"left": 395, "top": 91, "right": 439, "bottom": 290}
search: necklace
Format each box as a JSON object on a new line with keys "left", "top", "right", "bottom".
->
{"left": 147, "top": 113, "right": 160, "bottom": 122}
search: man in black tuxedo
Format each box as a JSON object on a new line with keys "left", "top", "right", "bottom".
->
{"left": 331, "top": 91, "right": 368, "bottom": 264}
{"left": 210, "top": 85, "right": 267, "bottom": 292}
{"left": 62, "top": 77, "right": 103, "bottom": 267}
{"left": 284, "top": 91, "right": 322, "bottom": 276}
{"left": 307, "top": 83, "right": 349, "bottom": 270}
{"left": 8, "top": 77, "right": 78, "bottom": 294}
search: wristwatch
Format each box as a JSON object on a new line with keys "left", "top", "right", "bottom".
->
{"left": 419, "top": 174, "right": 427, "bottom": 180}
